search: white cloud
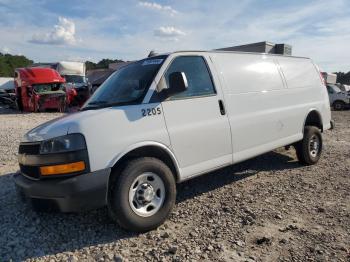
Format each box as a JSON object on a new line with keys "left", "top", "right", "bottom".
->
{"left": 1, "top": 46, "right": 11, "bottom": 54}
{"left": 1, "top": 0, "right": 349, "bottom": 72}
{"left": 30, "top": 17, "right": 77, "bottom": 45}
{"left": 154, "top": 26, "right": 186, "bottom": 41}
{"left": 139, "top": 1, "right": 178, "bottom": 16}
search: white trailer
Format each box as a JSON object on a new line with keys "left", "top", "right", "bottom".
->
{"left": 54, "top": 61, "right": 90, "bottom": 106}
{"left": 56, "top": 61, "right": 85, "bottom": 76}
{"left": 321, "top": 72, "right": 337, "bottom": 84}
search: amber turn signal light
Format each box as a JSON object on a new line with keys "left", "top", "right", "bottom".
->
{"left": 40, "top": 161, "right": 85, "bottom": 176}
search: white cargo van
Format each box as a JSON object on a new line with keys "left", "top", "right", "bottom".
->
{"left": 15, "top": 51, "right": 333, "bottom": 232}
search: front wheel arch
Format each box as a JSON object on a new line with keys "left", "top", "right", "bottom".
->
{"left": 108, "top": 143, "right": 180, "bottom": 183}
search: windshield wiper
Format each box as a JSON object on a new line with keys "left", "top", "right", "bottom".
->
{"left": 81, "top": 101, "right": 117, "bottom": 111}
{"left": 81, "top": 100, "right": 141, "bottom": 111}
{"left": 87, "top": 100, "right": 109, "bottom": 105}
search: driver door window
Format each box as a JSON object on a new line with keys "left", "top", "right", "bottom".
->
{"left": 164, "top": 56, "right": 216, "bottom": 100}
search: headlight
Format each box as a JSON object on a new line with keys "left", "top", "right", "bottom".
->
{"left": 40, "top": 134, "right": 86, "bottom": 154}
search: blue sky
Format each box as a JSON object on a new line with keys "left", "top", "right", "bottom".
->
{"left": 0, "top": 0, "right": 349, "bottom": 72}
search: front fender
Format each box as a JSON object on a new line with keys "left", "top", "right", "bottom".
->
{"left": 108, "top": 141, "right": 181, "bottom": 180}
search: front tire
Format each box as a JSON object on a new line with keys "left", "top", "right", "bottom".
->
{"left": 108, "top": 157, "right": 176, "bottom": 232}
{"left": 295, "top": 126, "right": 322, "bottom": 165}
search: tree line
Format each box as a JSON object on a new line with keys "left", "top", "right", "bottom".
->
{"left": 0, "top": 53, "right": 33, "bottom": 77}
{"left": 335, "top": 72, "right": 350, "bottom": 85}
{"left": 0, "top": 53, "right": 124, "bottom": 77}
{"left": 86, "top": 59, "right": 125, "bottom": 71}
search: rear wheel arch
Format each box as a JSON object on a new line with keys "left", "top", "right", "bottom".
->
{"left": 303, "top": 110, "right": 323, "bottom": 132}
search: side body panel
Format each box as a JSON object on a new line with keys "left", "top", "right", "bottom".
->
{"left": 211, "top": 53, "right": 294, "bottom": 163}
{"left": 210, "top": 52, "right": 330, "bottom": 164}
{"left": 276, "top": 57, "right": 331, "bottom": 131}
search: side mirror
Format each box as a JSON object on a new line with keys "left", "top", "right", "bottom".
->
{"left": 167, "top": 71, "right": 188, "bottom": 97}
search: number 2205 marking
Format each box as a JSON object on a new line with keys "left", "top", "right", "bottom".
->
{"left": 142, "top": 107, "right": 161, "bottom": 117}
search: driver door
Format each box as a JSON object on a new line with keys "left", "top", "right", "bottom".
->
{"left": 161, "top": 55, "right": 232, "bottom": 179}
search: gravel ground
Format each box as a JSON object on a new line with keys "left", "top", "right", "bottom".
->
{"left": 0, "top": 106, "right": 349, "bottom": 262}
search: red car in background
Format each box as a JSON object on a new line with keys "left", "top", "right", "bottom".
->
{"left": 14, "top": 68, "right": 76, "bottom": 112}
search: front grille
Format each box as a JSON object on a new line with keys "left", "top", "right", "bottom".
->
{"left": 18, "top": 143, "right": 41, "bottom": 155}
{"left": 19, "top": 164, "right": 40, "bottom": 179}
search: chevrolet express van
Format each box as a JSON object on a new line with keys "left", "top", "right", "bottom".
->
{"left": 15, "top": 51, "right": 333, "bottom": 232}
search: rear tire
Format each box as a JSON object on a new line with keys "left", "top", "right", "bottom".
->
{"left": 333, "top": 101, "right": 345, "bottom": 111}
{"left": 295, "top": 126, "right": 322, "bottom": 165}
{"left": 108, "top": 157, "right": 176, "bottom": 232}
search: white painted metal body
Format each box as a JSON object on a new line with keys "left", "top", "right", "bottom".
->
{"left": 23, "top": 51, "right": 332, "bottom": 182}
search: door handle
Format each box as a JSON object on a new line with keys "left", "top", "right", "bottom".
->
{"left": 218, "top": 100, "right": 226, "bottom": 115}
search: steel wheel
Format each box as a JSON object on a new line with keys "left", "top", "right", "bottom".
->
{"left": 128, "top": 172, "right": 165, "bottom": 217}
{"left": 309, "top": 134, "right": 320, "bottom": 158}
{"left": 295, "top": 126, "right": 322, "bottom": 165}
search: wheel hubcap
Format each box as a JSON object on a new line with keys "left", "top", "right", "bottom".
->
{"left": 137, "top": 183, "right": 155, "bottom": 203}
{"left": 129, "top": 172, "right": 165, "bottom": 217}
{"left": 309, "top": 135, "right": 319, "bottom": 158}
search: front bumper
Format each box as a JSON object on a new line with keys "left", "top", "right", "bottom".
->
{"left": 14, "top": 168, "right": 111, "bottom": 212}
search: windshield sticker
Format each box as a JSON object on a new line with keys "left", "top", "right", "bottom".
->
{"left": 142, "top": 59, "right": 163, "bottom": 66}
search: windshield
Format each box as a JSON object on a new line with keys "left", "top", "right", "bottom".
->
{"left": 64, "top": 75, "right": 86, "bottom": 84}
{"left": 328, "top": 84, "right": 342, "bottom": 93}
{"left": 83, "top": 56, "right": 166, "bottom": 109}
{"left": 33, "top": 83, "right": 64, "bottom": 93}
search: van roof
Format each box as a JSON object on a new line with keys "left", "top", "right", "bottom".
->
{"left": 159, "top": 50, "right": 310, "bottom": 60}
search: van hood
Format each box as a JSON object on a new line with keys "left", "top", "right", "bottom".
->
{"left": 22, "top": 110, "right": 104, "bottom": 142}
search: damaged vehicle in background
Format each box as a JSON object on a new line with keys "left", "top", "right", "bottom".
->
{"left": 0, "top": 77, "right": 16, "bottom": 107}
{"left": 14, "top": 67, "right": 71, "bottom": 112}
{"left": 54, "top": 61, "right": 91, "bottom": 107}
{"left": 326, "top": 84, "right": 350, "bottom": 110}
